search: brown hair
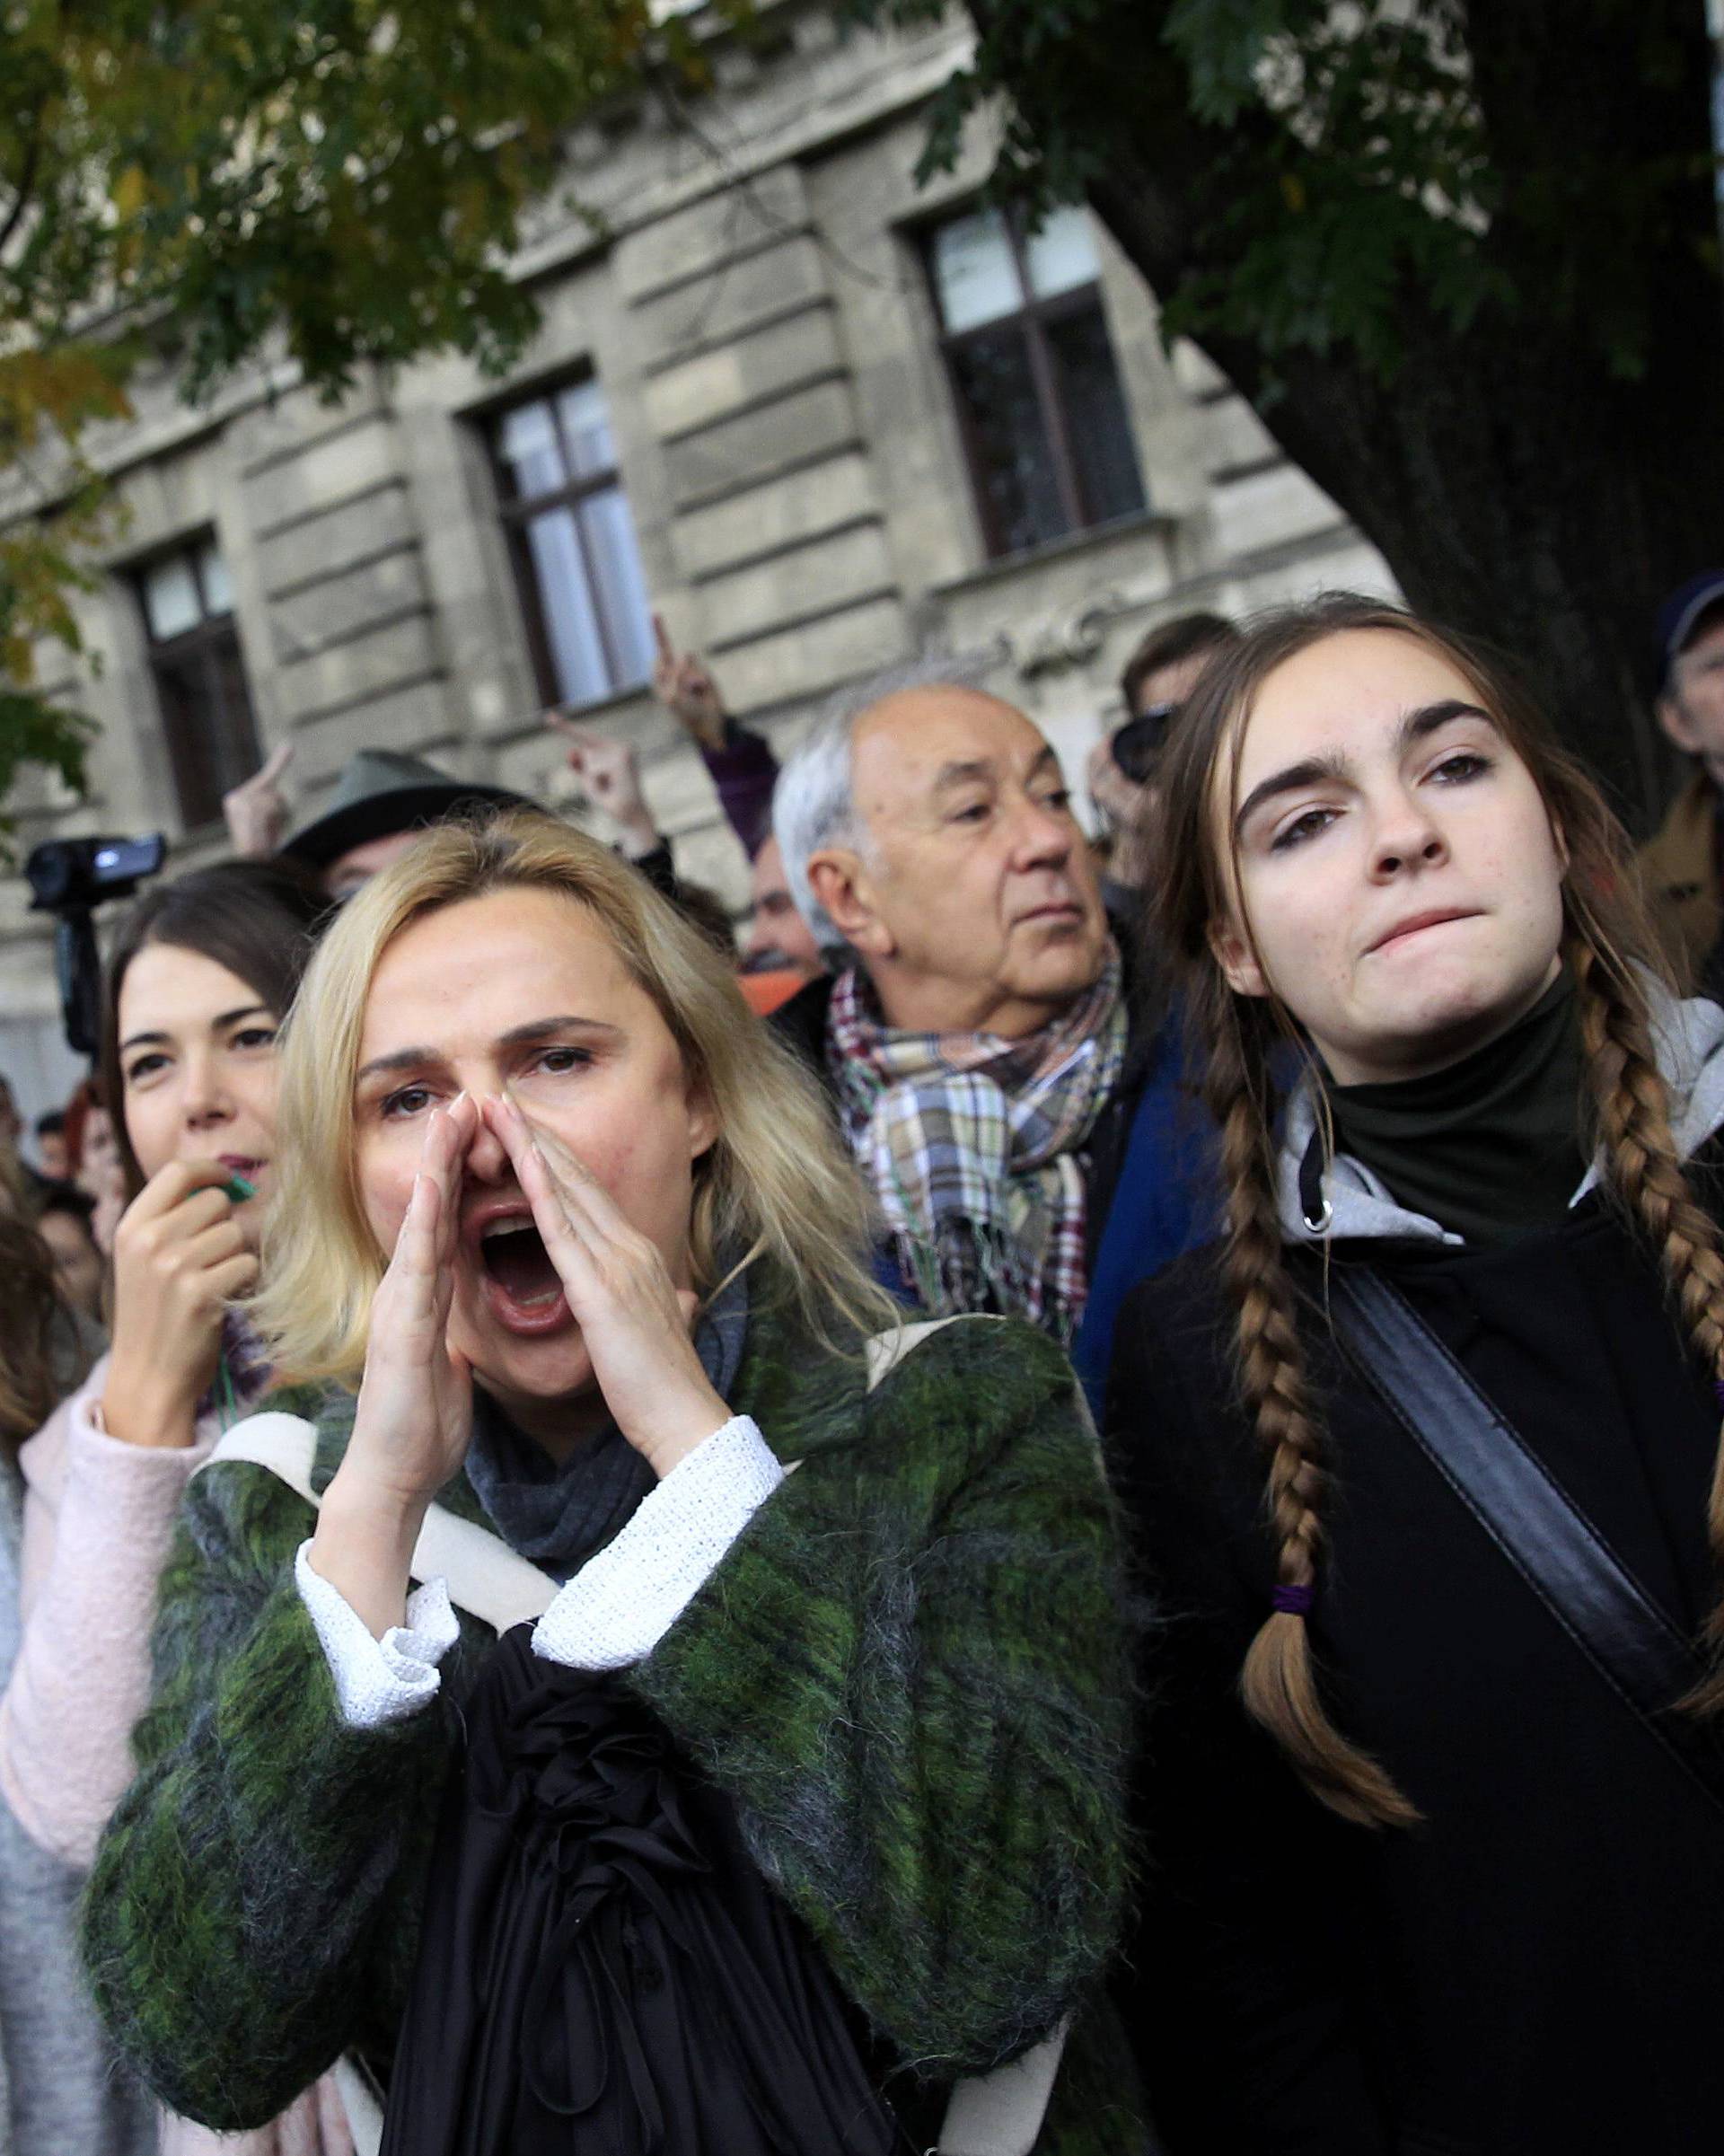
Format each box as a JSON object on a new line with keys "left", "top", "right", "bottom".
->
{"left": 99, "top": 858, "right": 332, "bottom": 1199}
{"left": 0, "top": 1154, "right": 75, "bottom": 1453}
{"left": 60, "top": 1078, "right": 95, "bottom": 1175}
{"left": 1119, "top": 610, "right": 1240, "bottom": 716}
{"left": 1151, "top": 591, "right": 1724, "bottom": 1826}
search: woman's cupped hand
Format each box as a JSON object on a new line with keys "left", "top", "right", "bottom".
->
{"left": 316, "top": 1092, "right": 728, "bottom": 1639}
{"left": 341, "top": 1091, "right": 479, "bottom": 1515}
{"left": 486, "top": 1090, "right": 729, "bottom": 1479}
{"left": 340, "top": 1090, "right": 726, "bottom": 1518}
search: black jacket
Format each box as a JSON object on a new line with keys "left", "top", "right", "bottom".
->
{"left": 770, "top": 938, "right": 1161, "bottom": 1278}
{"left": 1107, "top": 1174, "right": 1724, "bottom": 2156}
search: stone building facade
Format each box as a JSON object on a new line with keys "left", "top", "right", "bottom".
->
{"left": 0, "top": 0, "right": 1393, "bottom": 1123}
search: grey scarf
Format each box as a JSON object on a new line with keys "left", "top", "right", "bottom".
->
{"left": 462, "top": 1266, "right": 750, "bottom": 1584}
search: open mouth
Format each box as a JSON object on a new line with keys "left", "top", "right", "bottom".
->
{"left": 476, "top": 1215, "right": 571, "bottom": 1335}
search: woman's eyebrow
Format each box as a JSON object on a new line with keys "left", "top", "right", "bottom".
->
{"left": 355, "top": 1017, "right": 624, "bottom": 1085}
{"left": 355, "top": 1044, "right": 443, "bottom": 1085}
{"left": 494, "top": 1014, "right": 622, "bottom": 1050}
{"left": 119, "top": 1005, "right": 272, "bottom": 1057}
{"left": 1232, "top": 701, "right": 1495, "bottom": 838}
{"left": 1234, "top": 751, "right": 1350, "bottom": 837}
{"left": 1394, "top": 699, "right": 1493, "bottom": 750}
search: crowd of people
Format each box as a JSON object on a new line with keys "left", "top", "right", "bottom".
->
{"left": 4, "top": 572, "right": 1724, "bottom": 2155}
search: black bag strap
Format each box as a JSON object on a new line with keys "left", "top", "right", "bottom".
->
{"left": 1328, "top": 1265, "right": 1724, "bottom": 1817}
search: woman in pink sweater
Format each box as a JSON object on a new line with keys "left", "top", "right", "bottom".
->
{"left": 0, "top": 858, "right": 351, "bottom": 2156}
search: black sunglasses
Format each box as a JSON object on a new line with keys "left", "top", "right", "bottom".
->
{"left": 1109, "top": 700, "right": 1180, "bottom": 786}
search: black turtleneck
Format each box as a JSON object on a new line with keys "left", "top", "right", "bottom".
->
{"left": 1324, "top": 969, "right": 1588, "bottom": 1245}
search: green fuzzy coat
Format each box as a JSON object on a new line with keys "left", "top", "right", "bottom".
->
{"left": 81, "top": 1298, "right": 1148, "bottom": 2152}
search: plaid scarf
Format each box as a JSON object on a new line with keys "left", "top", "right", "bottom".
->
{"left": 826, "top": 944, "right": 1126, "bottom": 1342}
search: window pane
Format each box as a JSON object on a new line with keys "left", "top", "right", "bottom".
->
{"left": 1024, "top": 203, "right": 1100, "bottom": 300}
{"left": 579, "top": 485, "right": 655, "bottom": 690}
{"left": 556, "top": 379, "right": 617, "bottom": 482}
{"left": 154, "top": 651, "right": 217, "bottom": 826}
{"left": 153, "top": 625, "right": 260, "bottom": 828}
{"left": 497, "top": 398, "right": 567, "bottom": 502}
{"left": 207, "top": 634, "right": 261, "bottom": 792}
{"left": 524, "top": 506, "right": 611, "bottom": 706}
{"left": 929, "top": 207, "right": 1023, "bottom": 333}
{"left": 198, "top": 540, "right": 234, "bottom": 618}
{"left": 948, "top": 326, "right": 1067, "bottom": 556}
{"left": 1043, "top": 302, "right": 1147, "bottom": 527}
{"left": 142, "top": 555, "right": 201, "bottom": 642}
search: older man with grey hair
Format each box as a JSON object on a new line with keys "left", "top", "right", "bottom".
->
{"left": 771, "top": 660, "right": 1158, "bottom": 1344}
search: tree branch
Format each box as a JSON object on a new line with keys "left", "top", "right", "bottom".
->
{"left": 0, "top": 110, "right": 45, "bottom": 267}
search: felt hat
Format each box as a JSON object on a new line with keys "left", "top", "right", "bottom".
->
{"left": 281, "top": 749, "right": 530, "bottom": 869}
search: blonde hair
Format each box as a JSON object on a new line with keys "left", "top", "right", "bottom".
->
{"left": 1152, "top": 594, "right": 1724, "bottom": 1827}
{"left": 253, "top": 813, "right": 894, "bottom": 1387}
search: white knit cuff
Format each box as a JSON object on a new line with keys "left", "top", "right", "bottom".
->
{"left": 295, "top": 1541, "right": 459, "bottom": 1729}
{"left": 532, "top": 1414, "right": 782, "bottom": 1672}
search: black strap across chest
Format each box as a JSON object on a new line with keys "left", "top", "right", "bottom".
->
{"left": 1328, "top": 1265, "right": 1724, "bottom": 1818}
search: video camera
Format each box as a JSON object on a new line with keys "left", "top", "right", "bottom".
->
{"left": 25, "top": 834, "right": 167, "bottom": 1056}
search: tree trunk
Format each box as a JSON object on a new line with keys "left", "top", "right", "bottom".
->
{"left": 966, "top": 0, "right": 1724, "bottom": 832}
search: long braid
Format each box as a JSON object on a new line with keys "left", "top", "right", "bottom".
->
{"left": 1207, "top": 1002, "right": 1421, "bottom": 1827}
{"left": 1574, "top": 940, "right": 1724, "bottom": 1703}
{"left": 1147, "top": 591, "right": 1724, "bottom": 1819}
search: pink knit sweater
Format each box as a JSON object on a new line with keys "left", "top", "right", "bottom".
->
{"left": 0, "top": 1356, "right": 355, "bottom": 2156}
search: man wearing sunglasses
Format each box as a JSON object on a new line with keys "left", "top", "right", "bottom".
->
{"left": 1086, "top": 611, "right": 1239, "bottom": 895}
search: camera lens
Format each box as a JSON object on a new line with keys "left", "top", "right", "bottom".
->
{"left": 24, "top": 840, "right": 79, "bottom": 909}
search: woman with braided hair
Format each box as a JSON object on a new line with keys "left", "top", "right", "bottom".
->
{"left": 1107, "top": 594, "right": 1724, "bottom": 2155}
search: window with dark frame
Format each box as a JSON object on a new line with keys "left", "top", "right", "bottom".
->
{"left": 925, "top": 204, "right": 1148, "bottom": 561}
{"left": 490, "top": 375, "right": 656, "bottom": 710}
{"left": 136, "top": 536, "right": 263, "bottom": 832}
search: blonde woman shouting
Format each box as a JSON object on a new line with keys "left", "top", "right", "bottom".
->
{"left": 84, "top": 815, "right": 1142, "bottom": 2154}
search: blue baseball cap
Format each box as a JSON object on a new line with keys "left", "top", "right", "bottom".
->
{"left": 1656, "top": 570, "right": 1724, "bottom": 691}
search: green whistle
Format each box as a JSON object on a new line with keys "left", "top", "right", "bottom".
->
{"left": 222, "top": 1175, "right": 257, "bottom": 1203}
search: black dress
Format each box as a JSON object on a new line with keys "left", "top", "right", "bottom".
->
{"left": 379, "top": 1625, "right": 914, "bottom": 2156}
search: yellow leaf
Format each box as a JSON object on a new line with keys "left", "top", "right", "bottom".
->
{"left": 112, "top": 163, "right": 148, "bottom": 220}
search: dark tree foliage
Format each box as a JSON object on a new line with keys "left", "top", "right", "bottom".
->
{"left": 0, "top": 0, "right": 723, "bottom": 841}
{"left": 4, "top": 0, "right": 1717, "bottom": 833}
{"left": 857, "top": 0, "right": 1723, "bottom": 826}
